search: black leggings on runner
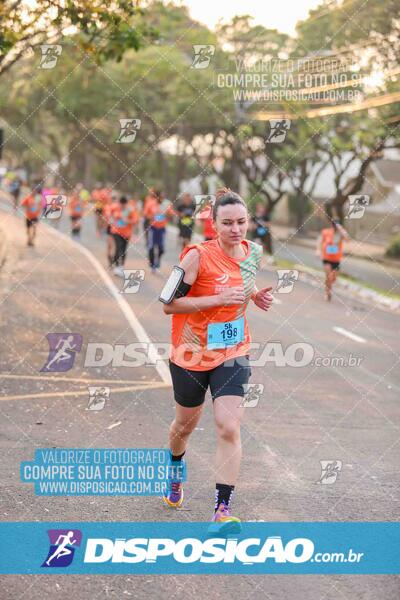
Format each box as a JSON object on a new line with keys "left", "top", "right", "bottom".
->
{"left": 113, "top": 233, "right": 128, "bottom": 266}
{"left": 148, "top": 227, "right": 165, "bottom": 268}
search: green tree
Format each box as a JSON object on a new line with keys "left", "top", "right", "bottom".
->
{"left": 0, "top": 0, "right": 156, "bottom": 77}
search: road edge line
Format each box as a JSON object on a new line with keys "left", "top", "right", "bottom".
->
{"left": 44, "top": 224, "right": 172, "bottom": 386}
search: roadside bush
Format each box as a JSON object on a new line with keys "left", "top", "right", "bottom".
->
{"left": 386, "top": 235, "right": 400, "bottom": 258}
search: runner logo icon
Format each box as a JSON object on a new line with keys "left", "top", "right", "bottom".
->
{"left": 42, "top": 529, "right": 82, "bottom": 567}
{"left": 116, "top": 119, "right": 141, "bottom": 144}
{"left": 266, "top": 119, "right": 291, "bottom": 143}
{"left": 42, "top": 194, "right": 67, "bottom": 220}
{"left": 346, "top": 195, "right": 370, "bottom": 219}
{"left": 87, "top": 386, "right": 110, "bottom": 411}
{"left": 40, "top": 333, "right": 83, "bottom": 372}
{"left": 317, "top": 460, "right": 342, "bottom": 485}
{"left": 276, "top": 270, "right": 299, "bottom": 294}
{"left": 191, "top": 45, "right": 215, "bottom": 69}
{"left": 121, "top": 269, "right": 145, "bottom": 294}
{"left": 38, "top": 45, "right": 62, "bottom": 69}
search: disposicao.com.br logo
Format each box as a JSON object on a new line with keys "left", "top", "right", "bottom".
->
{"left": 84, "top": 534, "right": 316, "bottom": 565}
{"left": 1, "top": 522, "right": 394, "bottom": 574}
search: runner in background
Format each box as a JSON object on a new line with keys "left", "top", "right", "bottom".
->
{"left": 147, "top": 191, "right": 175, "bottom": 273}
{"left": 78, "top": 183, "right": 90, "bottom": 206}
{"left": 21, "top": 183, "right": 42, "bottom": 246}
{"left": 317, "top": 219, "right": 350, "bottom": 301}
{"left": 202, "top": 210, "right": 217, "bottom": 241}
{"left": 9, "top": 173, "right": 21, "bottom": 210}
{"left": 91, "top": 183, "right": 105, "bottom": 236}
{"left": 249, "top": 202, "right": 273, "bottom": 261}
{"left": 102, "top": 200, "right": 115, "bottom": 269}
{"left": 128, "top": 196, "right": 141, "bottom": 242}
{"left": 68, "top": 187, "right": 86, "bottom": 237}
{"left": 176, "top": 192, "right": 196, "bottom": 250}
{"left": 109, "top": 195, "right": 136, "bottom": 277}
{"left": 142, "top": 188, "right": 158, "bottom": 246}
{"left": 195, "top": 197, "right": 217, "bottom": 241}
{"left": 100, "top": 186, "right": 112, "bottom": 231}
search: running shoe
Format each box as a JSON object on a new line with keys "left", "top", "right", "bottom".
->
{"left": 113, "top": 266, "right": 124, "bottom": 278}
{"left": 208, "top": 502, "right": 242, "bottom": 535}
{"left": 162, "top": 480, "right": 184, "bottom": 508}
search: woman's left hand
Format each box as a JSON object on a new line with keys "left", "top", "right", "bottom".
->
{"left": 253, "top": 286, "right": 274, "bottom": 311}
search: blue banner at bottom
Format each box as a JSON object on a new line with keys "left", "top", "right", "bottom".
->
{"left": 0, "top": 522, "right": 398, "bottom": 574}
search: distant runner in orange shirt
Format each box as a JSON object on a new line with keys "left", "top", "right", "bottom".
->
{"left": 109, "top": 196, "right": 136, "bottom": 277}
{"left": 102, "top": 201, "right": 115, "bottom": 269}
{"left": 317, "top": 219, "right": 350, "bottom": 301}
{"left": 21, "top": 183, "right": 43, "bottom": 246}
{"left": 159, "top": 187, "right": 273, "bottom": 531}
{"left": 147, "top": 192, "right": 174, "bottom": 272}
{"left": 128, "top": 197, "right": 140, "bottom": 241}
{"left": 202, "top": 210, "right": 217, "bottom": 241}
{"left": 195, "top": 197, "right": 217, "bottom": 241}
{"left": 142, "top": 188, "right": 158, "bottom": 245}
{"left": 91, "top": 183, "right": 110, "bottom": 236}
{"left": 68, "top": 190, "right": 85, "bottom": 237}
{"left": 176, "top": 192, "right": 196, "bottom": 250}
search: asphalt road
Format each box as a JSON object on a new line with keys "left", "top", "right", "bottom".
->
{"left": 0, "top": 203, "right": 399, "bottom": 599}
{"left": 273, "top": 236, "right": 400, "bottom": 295}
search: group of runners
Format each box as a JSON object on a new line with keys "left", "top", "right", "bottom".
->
{"left": 15, "top": 182, "right": 221, "bottom": 274}
{"left": 15, "top": 179, "right": 349, "bottom": 304}
{"left": 11, "top": 178, "right": 350, "bottom": 531}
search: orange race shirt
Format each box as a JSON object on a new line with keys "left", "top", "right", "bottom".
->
{"left": 203, "top": 215, "right": 217, "bottom": 239}
{"left": 149, "top": 202, "right": 175, "bottom": 229}
{"left": 103, "top": 202, "right": 112, "bottom": 225}
{"left": 68, "top": 195, "right": 84, "bottom": 218}
{"left": 92, "top": 188, "right": 111, "bottom": 210}
{"left": 128, "top": 199, "right": 140, "bottom": 225}
{"left": 321, "top": 228, "right": 343, "bottom": 262}
{"left": 143, "top": 195, "right": 157, "bottom": 219}
{"left": 170, "top": 238, "right": 263, "bottom": 371}
{"left": 91, "top": 189, "right": 103, "bottom": 209}
{"left": 21, "top": 194, "right": 42, "bottom": 219}
{"left": 109, "top": 203, "right": 136, "bottom": 239}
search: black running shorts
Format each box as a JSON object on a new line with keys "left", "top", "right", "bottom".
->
{"left": 323, "top": 259, "right": 340, "bottom": 271}
{"left": 169, "top": 355, "right": 251, "bottom": 407}
{"left": 26, "top": 217, "right": 38, "bottom": 228}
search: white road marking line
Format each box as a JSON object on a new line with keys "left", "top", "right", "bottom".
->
{"left": 333, "top": 326, "right": 367, "bottom": 344}
{"left": 107, "top": 421, "right": 122, "bottom": 430}
{"left": 1, "top": 374, "right": 166, "bottom": 385}
{"left": 0, "top": 382, "right": 170, "bottom": 402}
{"left": 42, "top": 223, "right": 172, "bottom": 386}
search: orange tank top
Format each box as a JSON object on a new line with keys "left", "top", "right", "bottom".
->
{"left": 321, "top": 228, "right": 343, "bottom": 262}
{"left": 170, "top": 239, "right": 263, "bottom": 371}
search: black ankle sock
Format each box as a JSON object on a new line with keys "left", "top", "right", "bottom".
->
{"left": 215, "top": 483, "right": 235, "bottom": 512}
{"left": 171, "top": 451, "right": 185, "bottom": 462}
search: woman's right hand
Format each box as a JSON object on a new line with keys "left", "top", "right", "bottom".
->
{"left": 217, "top": 286, "right": 246, "bottom": 306}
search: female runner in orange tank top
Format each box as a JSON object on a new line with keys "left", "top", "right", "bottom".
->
{"left": 160, "top": 188, "right": 274, "bottom": 531}
{"left": 316, "top": 219, "right": 350, "bottom": 302}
